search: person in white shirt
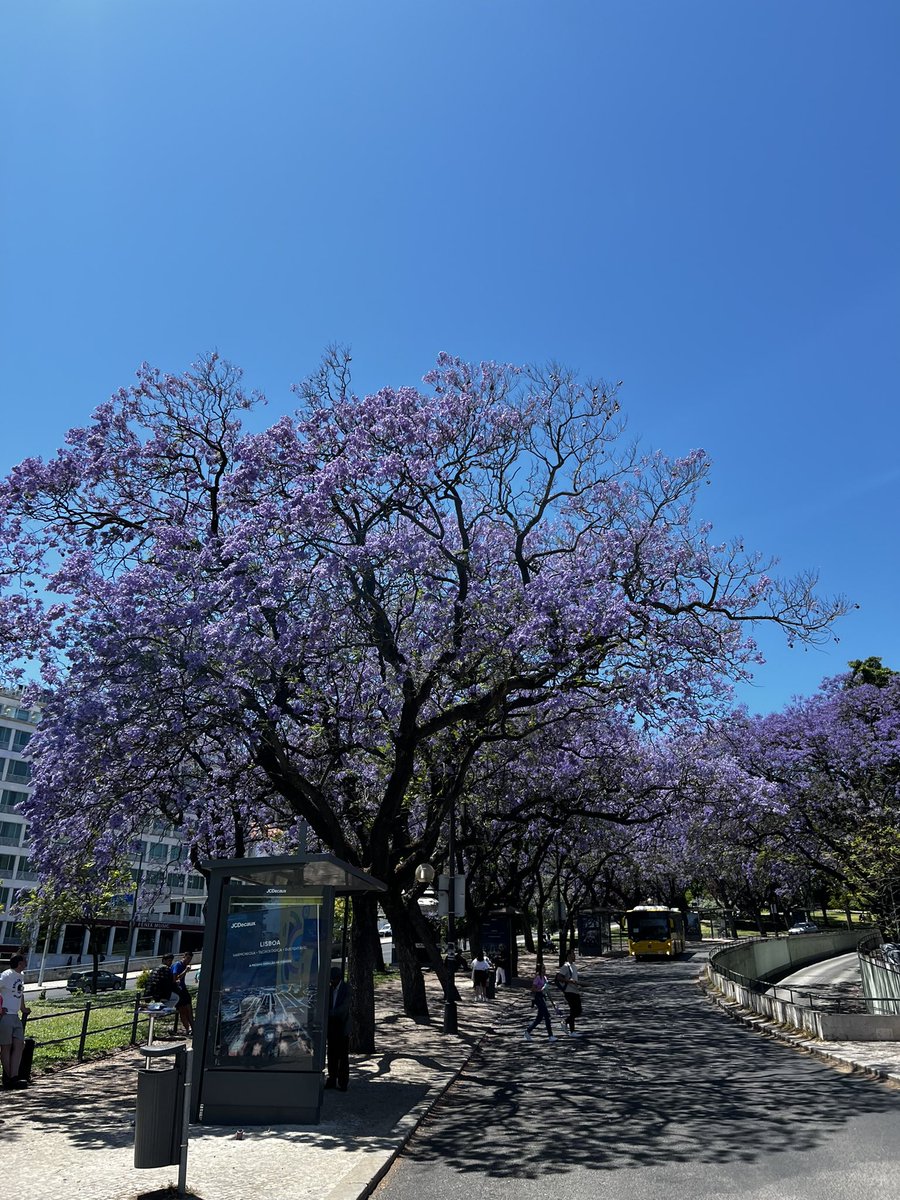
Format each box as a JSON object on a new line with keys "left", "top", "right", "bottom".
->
{"left": 559, "top": 948, "right": 583, "bottom": 1037}
{"left": 470, "top": 952, "right": 492, "bottom": 1001}
{"left": 0, "top": 953, "right": 29, "bottom": 1087}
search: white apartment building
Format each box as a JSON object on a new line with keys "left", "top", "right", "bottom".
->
{"left": 0, "top": 690, "right": 206, "bottom": 966}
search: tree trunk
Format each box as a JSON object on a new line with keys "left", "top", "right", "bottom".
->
{"left": 380, "top": 895, "right": 431, "bottom": 1017}
{"left": 522, "top": 906, "right": 535, "bottom": 954}
{"left": 348, "top": 893, "right": 377, "bottom": 1053}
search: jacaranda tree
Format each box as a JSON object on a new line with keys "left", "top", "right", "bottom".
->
{"left": 0, "top": 349, "right": 847, "bottom": 1045}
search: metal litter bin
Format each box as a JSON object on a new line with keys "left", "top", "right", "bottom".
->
{"left": 134, "top": 1043, "right": 187, "bottom": 1169}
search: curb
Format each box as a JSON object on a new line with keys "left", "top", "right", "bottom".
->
{"left": 323, "top": 1016, "right": 497, "bottom": 1200}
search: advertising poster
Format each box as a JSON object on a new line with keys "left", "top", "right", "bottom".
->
{"left": 213, "top": 890, "right": 324, "bottom": 1069}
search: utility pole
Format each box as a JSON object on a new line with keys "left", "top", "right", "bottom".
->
{"left": 443, "top": 799, "right": 459, "bottom": 1034}
{"left": 120, "top": 846, "right": 146, "bottom": 986}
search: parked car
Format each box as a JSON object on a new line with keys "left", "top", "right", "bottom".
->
{"left": 787, "top": 921, "right": 819, "bottom": 935}
{"left": 67, "top": 968, "right": 126, "bottom": 994}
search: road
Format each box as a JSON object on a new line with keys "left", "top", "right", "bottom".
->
{"left": 32, "top": 967, "right": 200, "bottom": 1001}
{"left": 766, "top": 951, "right": 863, "bottom": 1009}
{"left": 375, "top": 952, "right": 900, "bottom": 1200}
{"left": 779, "top": 951, "right": 862, "bottom": 990}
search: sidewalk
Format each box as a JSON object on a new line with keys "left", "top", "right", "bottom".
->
{"left": 9, "top": 962, "right": 900, "bottom": 1200}
{"left": 1, "top": 973, "right": 517, "bottom": 1200}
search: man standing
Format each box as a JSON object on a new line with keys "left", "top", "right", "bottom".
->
{"left": 171, "top": 951, "right": 194, "bottom": 1035}
{"left": 0, "top": 953, "right": 30, "bottom": 1087}
{"left": 324, "top": 966, "right": 351, "bottom": 1091}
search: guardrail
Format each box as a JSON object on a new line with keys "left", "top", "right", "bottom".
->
{"left": 857, "top": 932, "right": 900, "bottom": 1016}
{"left": 705, "top": 928, "right": 900, "bottom": 1039}
{"left": 708, "top": 954, "right": 872, "bottom": 1014}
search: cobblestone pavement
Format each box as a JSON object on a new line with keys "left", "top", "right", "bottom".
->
{"left": 1, "top": 974, "right": 515, "bottom": 1200}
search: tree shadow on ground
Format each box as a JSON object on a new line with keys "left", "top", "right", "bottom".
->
{"left": 397, "top": 961, "right": 900, "bottom": 1180}
{"left": 0, "top": 1045, "right": 437, "bottom": 1153}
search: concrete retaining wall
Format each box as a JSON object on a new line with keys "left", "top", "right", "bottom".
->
{"left": 706, "top": 928, "right": 900, "bottom": 1041}
{"left": 712, "top": 929, "right": 864, "bottom": 981}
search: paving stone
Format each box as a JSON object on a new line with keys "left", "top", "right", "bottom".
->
{"left": 1, "top": 975, "right": 512, "bottom": 1200}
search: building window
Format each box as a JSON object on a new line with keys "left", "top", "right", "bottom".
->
{"left": 185, "top": 903, "right": 203, "bottom": 918}
{"left": 136, "top": 929, "right": 156, "bottom": 955}
{"left": 0, "top": 789, "right": 25, "bottom": 812}
{"left": 112, "top": 927, "right": 132, "bottom": 955}
{"left": 12, "top": 730, "right": 31, "bottom": 752}
{"left": 5, "top": 760, "right": 30, "bottom": 784}
{"left": 148, "top": 843, "right": 168, "bottom": 861}
{"left": 0, "top": 822, "right": 21, "bottom": 847}
{"left": 62, "top": 925, "right": 85, "bottom": 955}
{"left": 0, "top": 854, "right": 15, "bottom": 872}
{"left": 0, "top": 729, "right": 10, "bottom": 751}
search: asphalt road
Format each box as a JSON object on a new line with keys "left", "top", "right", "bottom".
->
{"left": 375, "top": 952, "right": 900, "bottom": 1200}
{"left": 35, "top": 967, "right": 199, "bottom": 1000}
{"left": 778, "top": 951, "right": 862, "bottom": 990}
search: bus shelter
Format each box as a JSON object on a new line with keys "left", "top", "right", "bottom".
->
{"left": 576, "top": 908, "right": 615, "bottom": 956}
{"left": 481, "top": 908, "right": 520, "bottom": 978}
{"left": 190, "top": 853, "right": 386, "bottom": 1126}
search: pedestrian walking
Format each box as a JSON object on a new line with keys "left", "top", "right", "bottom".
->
{"left": 471, "top": 950, "right": 492, "bottom": 1001}
{"left": 556, "top": 948, "right": 583, "bottom": 1036}
{"left": 523, "top": 960, "right": 556, "bottom": 1042}
{"left": 0, "top": 953, "right": 31, "bottom": 1087}
{"left": 325, "top": 966, "right": 351, "bottom": 1091}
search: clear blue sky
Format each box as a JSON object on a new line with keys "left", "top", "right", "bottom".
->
{"left": 2, "top": 1, "right": 898, "bottom": 713}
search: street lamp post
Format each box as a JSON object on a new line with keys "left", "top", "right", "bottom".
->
{"left": 120, "top": 846, "right": 146, "bottom": 986}
{"left": 37, "top": 910, "right": 56, "bottom": 989}
{"left": 443, "top": 800, "right": 459, "bottom": 1034}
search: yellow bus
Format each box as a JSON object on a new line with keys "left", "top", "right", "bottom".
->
{"left": 625, "top": 906, "right": 686, "bottom": 959}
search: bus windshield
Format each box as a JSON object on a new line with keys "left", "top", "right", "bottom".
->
{"left": 627, "top": 914, "right": 670, "bottom": 939}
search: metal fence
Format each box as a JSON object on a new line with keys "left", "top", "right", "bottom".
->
{"left": 24, "top": 995, "right": 181, "bottom": 1062}
{"left": 709, "top": 935, "right": 900, "bottom": 1015}
{"left": 857, "top": 931, "right": 900, "bottom": 1015}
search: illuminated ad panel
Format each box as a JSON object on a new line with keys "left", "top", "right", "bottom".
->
{"left": 213, "top": 890, "right": 325, "bottom": 1069}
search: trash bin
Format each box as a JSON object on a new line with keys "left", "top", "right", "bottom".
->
{"left": 134, "top": 1043, "right": 187, "bottom": 1169}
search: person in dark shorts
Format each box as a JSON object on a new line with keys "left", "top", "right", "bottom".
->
{"left": 558, "top": 948, "right": 583, "bottom": 1036}
{"left": 0, "top": 953, "right": 30, "bottom": 1087}
{"left": 471, "top": 951, "right": 492, "bottom": 1001}
{"left": 171, "top": 950, "right": 194, "bottom": 1035}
